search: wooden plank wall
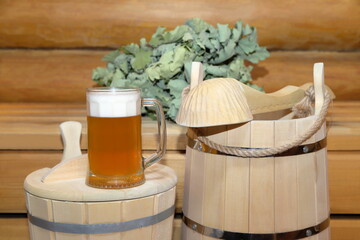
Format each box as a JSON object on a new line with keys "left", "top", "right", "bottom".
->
{"left": 0, "top": 0, "right": 359, "bottom": 50}
{"left": 0, "top": 103, "right": 359, "bottom": 239}
{"left": 0, "top": 0, "right": 359, "bottom": 102}
{"left": 0, "top": 50, "right": 359, "bottom": 102}
{"left": 0, "top": 0, "right": 359, "bottom": 239}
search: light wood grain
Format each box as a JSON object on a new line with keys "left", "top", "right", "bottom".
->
{"left": 0, "top": 101, "right": 359, "bottom": 220}
{"left": 152, "top": 188, "right": 176, "bottom": 239}
{"left": 0, "top": 104, "right": 186, "bottom": 151}
{"left": 0, "top": 152, "right": 60, "bottom": 213}
{"left": 59, "top": 121, "right": 82, "bottom": 162}
{"left": 224, "top": 122, "right": 251, "bottom": 232}
{"left": 1, "top": 102, "right": 359, "bottom": 122}
{"left": 1, "top": 217, "right": 359, "bottom": 240}
{"left": 0, "top": 151, "right": 185, "bottom": 214}
{"left": 313, "top": 63, "right": 325, "bottom": 116}
{"left": 41, "top": 154, "right": 87, "bottom": 183}
{"left": 0, "top": 50, "right": 359, "bottom": 102}
{"left": 181, "top": 147, "right": 191, "bottom": 218}
{"left": 296, "top": 118, "right": 318, "bottom": 230}
{"left": 25, "top": 163, "right": 177, "bottom": 202}
{"left": 202, "top": 150, "right": 226, "bottom": 231}
{"left": 52, "top": 200, "right": 86, "bottom": 240}
{"left": 0, "top": 50, "right": 99, "bottom": 102}
{"left": 183, "top": 115, "right": 330, "bottom": 238}
{"left": 329, "top": 152, "right": 360, "bottom": 214}
{"left": 122, "top": 196, "right": 154, "bottom": 240}
{"left": 316, "top": 149, "right": 331, "bottom": 227}
{"left": 252, "top": 52, "right": 360, "bottom": 101}
{"left": 297, "top": 152, "right": 318, "bottom": 229}
{"left": 201, "top": 127, "right": 228, "bottom": 232}
{"left": 327, "top": 121, "right": 360, "bottom": 151}
{"left": 27, "top": 194, "right": 55, "bottom": 240}
{"left": 330, "top": 217, "right": 360, "bottom": 240}
{"left": 249, "top": 121, "right": 275, "bottom": 233}
{"left": 0, "top": 217, "right": 30, "bottom": 240}
{"left": 274, "top": 120, "right": 298, "bottom": 232}
{"left": 25, "top": 188, "right": 175, "bottom": 240}
{"left": 190, "top": 62, "right": 204, "bottom": 90}
{"left": 322, "top": 229, "right": 331, "bottom": 240}
{"left": 1, "top": 150, "right": 358, "bottom": 215}
{"left": 0, "top": 102, "right": 358, "bottom": 151}
{"left": 184, "top": 147, "right": 205, "bottom": 225}
{"left": 87, "top": 201, "right": 122, "bottom": 240}
{"left": 224, "top": 155, "right": 250, "bottom": 232}
{"left": 0, "top": 0, "right": 359, "bottom": 50}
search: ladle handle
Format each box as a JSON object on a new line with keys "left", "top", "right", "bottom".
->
{"left": 313, "top": 62, "right": 325, "bottom": 115}
{"left": 190, "top": 62, "right": 204, "bottom": 90}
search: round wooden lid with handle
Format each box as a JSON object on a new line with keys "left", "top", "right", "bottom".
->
{"left": 24, "top": 121, "right": 177, "bottom": 202}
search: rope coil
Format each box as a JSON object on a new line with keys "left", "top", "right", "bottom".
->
{"left": 197, "top": 86, "right": 331, "bottom": 158}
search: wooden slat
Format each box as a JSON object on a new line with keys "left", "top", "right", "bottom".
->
{"left": 184, "top": 148, "right": 206, "bottom": 226}
{"left": 1, "top": 150, "right": 359, "bottom": 214}
{"left": 252, "top": 51, "right": 360, "bottom": 100}
{"left": 87, "top": 201, "right": 122, "bottom": 240}
{"left": 0, "top": 108, "right": 186, "bottom": 150}
{"left": 27, "top": 194, "right": 55, "bottom": 240}
{"left": 327, "top": 121, "right": 360, "bottom": 151}
{"left": 249, "top": 121, "right": 275, "bottom": 233}
{"left": 2, "top": 101, "right": 357, "bottom": 123}
{"left": 0, "top": 150, "right": 185, "bottom": 214}
{"left": 0, "top": 217, "right": 30, "bottom": 240}
{"left": 0, "top": 152, "right": 59, "bottom": 213}
{"left": 173, "top": 219, "right": 181, "bottom": 240}
{"left": 296, "top": 118, "right": 318, "bottom": 230}
{"left": 0, "top": 50, "right": 99, "bottom": 103}
{"left": 0, "top": 102, "right": 359, "bottom": 151}
{"left": 330, "top": 217, "right": 360, "bottom": 240}
{"left": 274, "top": 121, "right": 298, "bottom": 232}
{"left": 329, "top": 151, "right": 360, "bottom": 214}
{"left": 0, "top": 0, "right": 359, "bottom": 50}
{"left": 0, "top": 50, "right": 359, "bottom": 102}
{"left": 202, "top": 149, "right": 226, "bottom": 231}
{"left": 0, "top": 118, "right": 358, "bottom": 151}
{"left": 1, "top": 217, "right": 359, "bottom": 240}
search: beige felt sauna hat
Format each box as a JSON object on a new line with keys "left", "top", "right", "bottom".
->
{"left": 24, "top": 122, "right": 177, "bottom": 240}
{"left": 175, "top": 62, "right": 328, "bottom": 127}
{"left": 176, "top": 77, "right": 253, "bottom": 127}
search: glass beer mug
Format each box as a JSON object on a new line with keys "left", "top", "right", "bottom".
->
{"left": 86, "top": 87, "right": 166, "bottom": 189}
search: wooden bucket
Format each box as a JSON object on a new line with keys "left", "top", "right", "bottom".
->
{"left": 24, "top": 119, "right": 177, "bottom": 240}
{"left": 181, "top": 64, "right": 330, "bottom": 239}
{"left": 24, "top": 154, "right": 177, "bottom": 240}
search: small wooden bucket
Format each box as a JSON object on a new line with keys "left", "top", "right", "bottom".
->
{"left": 181, "top": 63, "right": 330, "bottom": 239}
{"left": 24, "top": 154, "right": 177, "bottom": 240}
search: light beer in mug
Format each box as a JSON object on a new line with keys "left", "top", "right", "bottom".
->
{"left": 87, "top": 88, "right": 144, "bottom": 188}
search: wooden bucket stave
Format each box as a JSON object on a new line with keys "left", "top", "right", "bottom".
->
{"left": 182, "top": 118, "right": 330, "bottom": 239}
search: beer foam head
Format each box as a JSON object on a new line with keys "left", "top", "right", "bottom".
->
{"left": 87, "top": 88, "right": 141, "bottom": 117}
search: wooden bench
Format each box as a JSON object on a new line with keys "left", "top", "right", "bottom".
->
{"left": 0, "top": 102, "right": 359, "bottom": 239}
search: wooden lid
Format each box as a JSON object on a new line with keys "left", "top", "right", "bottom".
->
{"left": 24, "top": 161, "right": 177, "bottom": 202}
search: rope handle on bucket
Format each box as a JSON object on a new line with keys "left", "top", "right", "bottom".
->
{"left": 197, "top": 86, "right": 331, "bottom": 158}
{"left": 196, "top": 61, "right": 331, "bottom": 158}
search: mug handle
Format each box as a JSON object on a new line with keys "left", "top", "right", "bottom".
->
{"left": 142, "top": 98, "right": 167, "bottom": 168}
